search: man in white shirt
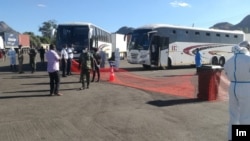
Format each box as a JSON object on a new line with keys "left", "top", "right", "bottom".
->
{"left": 67, "top": 44, "right": 74, "bottom": 75}
{"left": 46, "top": 44, "right": 62, "bottom": 96}
{"left": 60, "top": 44, "right": 68, "bottom": 77}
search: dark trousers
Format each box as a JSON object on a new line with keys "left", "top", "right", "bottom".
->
{"left": 67, "top": 58, "right": 72, "bottom": 75}
{"left": 49, "top": 71, "right": 60, "bottom": 94}
{"left": 40, "top": 55, "right": 44, "bottom": 62}
{"left": 61, "top": 59, "right": 67, "bottom": 76}
{"left": 80, "top": 69, "right": 90, "bottom": 88}
{"left": 92, "top": 64, "right": 100, "bottom": 81}
{"left": 30, "top": 58, "right": 36, "bottom": 72}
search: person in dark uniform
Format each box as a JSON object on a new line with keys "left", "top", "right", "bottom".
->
{"left": 78, "top": 48, "right": 93, "bottom": 90}
{"left": 39, "top": 46, "right": 45, "bottom": 63}
{"left": 91, "top": 48, "right": 101, "bottom": 82}
{"left": 29, "top": 45, "right": 37, "bottom": 73}
{"left": 17, "top": 45, "right": 24, "bottom": 74}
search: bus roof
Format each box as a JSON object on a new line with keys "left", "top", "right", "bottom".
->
{"left": 136, "top": 24, "right": 245, "bottom": 34}
{"left": 58, "top": 22, "right": 110, "bottom": 33}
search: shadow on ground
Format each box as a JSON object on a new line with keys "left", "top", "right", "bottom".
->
{"left": 0, "top": 62, "right": 47, "bottom": 72}
{"left": 147, "top": 98, "right": 205, "bottom": 107}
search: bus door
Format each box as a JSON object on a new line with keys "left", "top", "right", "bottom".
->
{"left": 150, "top": 36, "right": 169, "bottom": 67}
{"left": 150, "top": 36, "right": 160, "bottom": 66}
{"left": 159, "top": 37, "right": 169, "bottom": 68}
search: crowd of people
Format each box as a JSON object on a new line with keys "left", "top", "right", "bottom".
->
{"left": 4, "top": 45, "right": 40, "bottom": 73}
{"left": 1, "top": 44, "right": 103, "bottom": 94}
{"left": 46, "top": 44, "right": 102, "bottom": 95}
{"left": 2, "top": 44, "right": 103, "bottom": 95}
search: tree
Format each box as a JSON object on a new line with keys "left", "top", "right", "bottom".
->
{"left": 39, "top": 20, "right": 57, "bottom": 43}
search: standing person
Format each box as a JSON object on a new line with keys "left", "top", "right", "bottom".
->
{"left": 60, "top": 44, "right": 68, "bottom": 77}
{"left": 99, "top": 50, "right": 106, "bottom": 68}
{"left": 2, "top": 49, "right": 6, "bottom": 62}
{"left": 28, "top": 45, "right": 37, "bottom": 73}
{"left": 7, "top": 47, "right": 17, "bottom": 71}
{"left": 78, "top": 48, "right": 93, "bottom": 90}
{"left": 114, "top": 48, "right": 120, "bottom": 71}
{"left": 195, "top": 48, "right": 202, "bottom": 73}
{"left": 17, "top": 45, "right": 24, "bottom": 74}
{"left": 224, "top": 41, "right": 250, "bottom": 141}
{"left": 39, "top": 46, "right": 45, "bottom": 63}
{"left": 46, "top": 44, "right": 62, "bottom": 96}
{"left": 66, "top": 44, "right": 74, "bottom": 75}
{"left": 91, "top": 48, "right": 101, "bottom": 82}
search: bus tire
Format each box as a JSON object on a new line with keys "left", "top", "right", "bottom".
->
{"left": 219, "top": 57, "right": 225, "bottom": 66}
{"left": 142, "top": 64, "right": 151, "bottom": 69}
{"left": 211, "top": 57, "right": 218, "bottom": 65}
{"left": 168, "top": 58, "right": 172, "bottom": 69}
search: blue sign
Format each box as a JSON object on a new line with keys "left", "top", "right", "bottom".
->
{"left": 4, "top": 33, "right": 19, "bottom": 47}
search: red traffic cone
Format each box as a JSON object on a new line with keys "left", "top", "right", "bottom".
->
{"left": 109, "top": 66, "right": 115, "bottom": 81}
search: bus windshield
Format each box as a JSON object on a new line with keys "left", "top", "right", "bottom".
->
{"left": 128, "top": 29, "right": 152, "bottom": 50}
{"left": 56, "top": 25, "right": 89, "bottom": 51}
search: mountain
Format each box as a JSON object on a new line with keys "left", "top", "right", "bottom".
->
{"left": 210, "top": 22, "right": 233, "bottom": 30}
{"left": 115, "top": 26, "right": 134, "bottom": 34}
{"left": 0, "top": 21, "right": 18, "bottom": 33}
{"left": 210, "top": 15, "right": 250, "bottom": 33}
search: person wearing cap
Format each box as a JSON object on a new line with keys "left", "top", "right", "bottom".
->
{"left": 224, "top": 41, "right": 250, "bottom": 141}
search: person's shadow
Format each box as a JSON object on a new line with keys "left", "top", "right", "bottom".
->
{"left": 147, "top": 98, "right": 204, "bottom": 107}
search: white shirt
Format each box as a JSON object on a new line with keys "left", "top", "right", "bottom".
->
{"left": 67, "top": 48, "right": 74, "bottom": 59}
{"left": 61, "top": 48, "right": 68, "bottom": 59}
{"left": 46, "top": 50, "right": 60, "bottom": 72}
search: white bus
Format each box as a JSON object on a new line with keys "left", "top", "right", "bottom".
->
{"left": 56, "top": 22, "right": 112, "bottom": 61}
{"left": 127, "top": 24, "right": 245, "bottom": 69}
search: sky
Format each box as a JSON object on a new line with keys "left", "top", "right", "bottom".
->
{"left": 0, "top": 0, "right": 249, "bottom": 35}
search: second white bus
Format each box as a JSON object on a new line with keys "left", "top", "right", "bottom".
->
{"left": 127, "top": 24, "right": 245, "bottom": 69}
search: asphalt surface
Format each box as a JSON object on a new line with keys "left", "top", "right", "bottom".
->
{"left": 0, "top": 54, "right": 229, "bottom": 141}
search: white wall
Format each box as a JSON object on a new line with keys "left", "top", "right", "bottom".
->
{"left": 0, "top": 36, "right": 4, "bottom": 49}
{"left": 111, "top": 33, "right": 127, "bottom": 53}
{"left": 246, "top": 33, "right": 250, "bottom": 41}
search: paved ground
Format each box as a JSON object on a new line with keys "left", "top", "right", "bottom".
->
{"left": 0, "top": 54, "right": 229, "bottom": 141}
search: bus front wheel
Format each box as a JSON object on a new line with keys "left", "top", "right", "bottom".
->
{"left": 211, "top": 57, "right": 218, "bottom": 65}
{"left": 168, "top": 58, "right": 172, "bottom": 69}
{"left": 219, "top": 57, "right": 225, "bottom": 66}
